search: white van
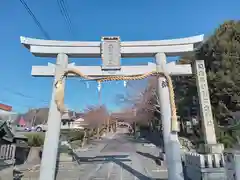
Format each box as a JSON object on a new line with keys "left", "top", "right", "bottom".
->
{"left": 34, "top": 119, "right": 85, "bottom": 132}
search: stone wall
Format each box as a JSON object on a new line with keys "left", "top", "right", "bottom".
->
{"left": 182, "top": 150, "right": 240, "bottom": 180}
{"left": 183, "top": 152, "right": 226, "bottom": 180}
{"left": 224, "top": 151, "right": 240, "bottom": 180}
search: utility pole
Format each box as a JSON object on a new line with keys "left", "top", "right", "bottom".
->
{"left": 31, "top": 109, "right": 38, "bottom": 127}
{"left": 97, "top": 82, "right": 101, "bottom": 138}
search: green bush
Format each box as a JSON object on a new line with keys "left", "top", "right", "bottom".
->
{"left": 68, "top": 140, "right": 80, "bottom": 149}
{"left": 218, "top": 133, "right": 236, "bottom": 148}
{"left": 139, "top": 124, "right": 149, "bottom": 131}
{"left": 67, "top": 131, "right": 85, "bottom": 142}
{"left": 59, "top": 144, "right": 71, "bottom": 153}
{"left": 23, "top": 132, "right": 45, "bottom": 147}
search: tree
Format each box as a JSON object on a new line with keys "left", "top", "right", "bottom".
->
{"left": 83, "top": 105, "right": 109, "bottom": 128}
{"left": 174, "top": 20, "right": 240, "bottom": 147}
{"left": 197, "top": 21, "right": 240, "bottom": 123}
{"left": 118, "top": 78, "right": 160, "bottom": 112}
{"left": 83, "top": 105, "right": 110, "bottom": 139}
{"left": 116, "top": 77, "right": 160, "bottom": 131}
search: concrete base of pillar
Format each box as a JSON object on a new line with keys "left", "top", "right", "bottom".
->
{"left": 159, "top": 152, "right": 167, "bottom": 161}
{"left": 156, "top": 152, "right": 167, "bottom": 167}
{"left": 197, "top": 143, "right": 224, "bottom": 154}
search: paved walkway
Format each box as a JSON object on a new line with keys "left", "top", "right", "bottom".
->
{"left": 59, "top": 128, "right": 168, "bottom": 180}
{"left": 17, "top": 129, "right": 168, "bottom": 180}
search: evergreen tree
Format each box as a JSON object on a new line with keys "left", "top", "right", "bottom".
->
{"left": 174, "top": 20, "right": 240, "bottom": 147}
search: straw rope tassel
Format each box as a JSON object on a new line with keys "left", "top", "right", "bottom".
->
{"left": 54, "top": 68, "right": 179, "bottom": 132}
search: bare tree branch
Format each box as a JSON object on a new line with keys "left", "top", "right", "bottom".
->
{"left": 83, "top": 105, "right": 109, "bottom": 129}
{"left": 115, "top": 77, "right": 161, "bottom": 125}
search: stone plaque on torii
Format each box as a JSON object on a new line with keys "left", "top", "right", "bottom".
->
{"left": 20, "top": 34, "right": 221, "bottom": 180}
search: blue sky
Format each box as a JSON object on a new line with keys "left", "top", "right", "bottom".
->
{"left": 0, "top": 0, "right": 239, "bottom": 113}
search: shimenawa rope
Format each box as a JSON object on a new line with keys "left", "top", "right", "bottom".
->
{"left": 54, "top": 68, "right": 179, "bottom": 132}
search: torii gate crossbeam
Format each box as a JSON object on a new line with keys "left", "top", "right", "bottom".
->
{"left": 21, "top": 35, "right": 204, "bottom": 57}
{"left": 31, "top": 62, "right": 192, "bottom": 77}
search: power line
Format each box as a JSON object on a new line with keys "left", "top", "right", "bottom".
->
{"left": 0, "top": 86, "right": 49, "bottom": 104}
{"left": 57, "top": 0, "right": 74, "bottom": 36}
{"left": 57, "top": 0, "right": 75, "bottom": 37}
{"left": 19, "top": 0, "right": 51, "bottom": 39}
{"left": 61, "top": 0, "right": 71, "bottom": 21}
{"left": 0, "top": 99, "right": 48, "bottom": 112}
{"left": 61, "top": 0, "right": 75, "bottom": 36}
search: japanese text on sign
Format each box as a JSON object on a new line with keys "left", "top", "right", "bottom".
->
{"left": 101, "top": 37, "right": 121, "bottom": 70}
{"left": 161, "top": 80, "right": 168, "bottom": 88}
{"left": 196, "top": 60, "right": 214, "bottom": 126}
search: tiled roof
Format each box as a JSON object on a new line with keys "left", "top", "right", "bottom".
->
{"left": 0, "top": 120, "right": 14, "bottom": 142}
{"left": 0, "top": 103, "right": 12, "bottom": 111}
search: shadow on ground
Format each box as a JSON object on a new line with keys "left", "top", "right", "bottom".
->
{"left": 72, "top": 154, "right": 167, "bottom": 180}
{"left": 139, "top": 130, "right": 164, "bottom": 147}
{"left": 136, "top": 151, "right": 158, "bottom": 161}
{"left": 123, "top": 130, "right": 163, "bottom": 148}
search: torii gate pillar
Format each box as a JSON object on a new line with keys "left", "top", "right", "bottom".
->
{"left": 155, "top": 53, "right": 183, "bottom": 180}
{"left": 39, "top": 53, "right": 68, "bottom": 180}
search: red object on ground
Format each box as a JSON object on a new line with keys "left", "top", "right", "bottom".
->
{"left": 19, "top": 116, "right": 26, "bottom": 126}
{"left": 0, "top": 103, "right": 12, "bottom": 111}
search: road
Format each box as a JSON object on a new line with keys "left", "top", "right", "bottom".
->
{"left": 56, "top": 128, "right": 168, "bottom": 180}
{"left": 20, "top": 128, "right": 168, "bottom": 180}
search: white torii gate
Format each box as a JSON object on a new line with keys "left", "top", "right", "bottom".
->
{"left": 20, "top": 35, "right": 217, "bottom": 180}
{"left": 32, "top": 61, "right": 192, "bottom": 76}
